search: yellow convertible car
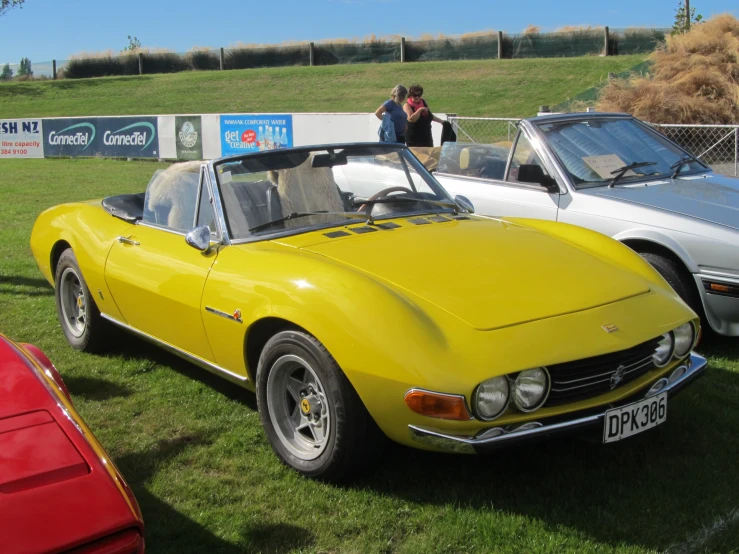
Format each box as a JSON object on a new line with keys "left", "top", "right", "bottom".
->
{"left": 31, "top": 143, "right": 706, "bottom": 481}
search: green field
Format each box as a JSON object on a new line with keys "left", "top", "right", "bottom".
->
{"left": 0, "top": 55, "right": 646, "bottom": 118}
{"left": 1, "top": 157, "right": 739, "bottom": 553}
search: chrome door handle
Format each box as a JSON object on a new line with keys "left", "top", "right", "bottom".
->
{"left": 117, "top": 236, "right": 140, "bottom": 246}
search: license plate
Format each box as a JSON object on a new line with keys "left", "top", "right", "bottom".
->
{"left": 603, "top": 393, "right": 667, "bottom": 443}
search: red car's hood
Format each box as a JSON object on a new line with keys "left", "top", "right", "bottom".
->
{"left": 0, "top": 337, "right": 143, "bottom": 553}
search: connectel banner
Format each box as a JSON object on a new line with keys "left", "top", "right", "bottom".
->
{"left": 43, "top": 117, "right": 159, "bottom": 158}
{"left": 0, "top": 119, "right": 44, "bottom": 158}
{"left": 220, "top": 114, "right": 293, "bottom": 157}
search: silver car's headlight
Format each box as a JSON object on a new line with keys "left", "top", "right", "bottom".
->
{"left": 673, "top": 322, "right": 695, "bottom": 358}
{"left": 512, "top": 368, "right": 550, "bottom": 412}
{"left": 473, "top": 376, "right": 510, "bottom": 421}
{"left": 653, "top": 332, "right": 674, "bottom": 367}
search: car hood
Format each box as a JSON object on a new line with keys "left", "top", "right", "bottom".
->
{"left": 588, "top": 173, "right": 739, "bottom": 231}
{"left": 289, "top": 217, "right": 650, "bottom": 330}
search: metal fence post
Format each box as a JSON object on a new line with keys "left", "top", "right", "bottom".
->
{"left": 309, "top": 42, "right": 315, "bottom": 66}
{"left": 52, "top": 60, "right": 57, "bottom": 80}
{"left": 735, "top": 128, "right": 738, "bottom": 177}
{"left": 138, "top": 53, "right": 143, "bottom": 75}
{"left": 497, "top": 31, "right": 503, "bottom": 59}
{"left": 400, "top": 37, "right": 406, "bottom": 63}
{"left": 604, "top": 26, "right": 610, "bottom": 56}
{"left": 220, "top": 47, "right": 225, "bottom": 70}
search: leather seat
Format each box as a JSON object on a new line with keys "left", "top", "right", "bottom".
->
{"left": 220, "top": 180, "right": 282, "bottom": 237}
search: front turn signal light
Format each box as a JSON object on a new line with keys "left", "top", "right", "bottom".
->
{"left": 404, "top": 389, "right": 472, "bottom": 421}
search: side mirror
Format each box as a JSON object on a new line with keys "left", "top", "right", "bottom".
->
{"left": 185, "top": 225, "right": 212, "bottom": 252}
{"left": 517, "top": 164, "right": 559, "bottom": 192}
{"left": 454, "top": 195, "right": 475, "bottom": 214}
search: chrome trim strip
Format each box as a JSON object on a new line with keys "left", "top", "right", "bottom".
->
{"left": 100, "top": 313, "right": 249, "bottom": 387}
{"left": 205, "top": 306, "right": 243, "bottom": 323}
{"left": 409, "top": 353, "right": 707, "bottom": 452}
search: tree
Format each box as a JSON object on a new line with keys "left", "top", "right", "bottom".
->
{"left": 17, "top": 57, "right": 32, "bottom": 76}
{"left": 124, "top": 35, "right": 142, "bottom": 52}
{"left": 672, "top": 1, "right": 703, "bottom": 34}
{"left": 0, "top": 0, "right": 25, "bottom": 17}
{"left": 0, "top": 63, "right": 12, "bottom": 80}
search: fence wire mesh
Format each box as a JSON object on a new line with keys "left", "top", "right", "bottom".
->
{"left": 449, "top": 117, "right": 739, "bottom": 178}
{"left": 652, "top": 124, "right": 739, "bottom": 177}
{"left": 450, "top": 117, "right": 521, "bottom": 145}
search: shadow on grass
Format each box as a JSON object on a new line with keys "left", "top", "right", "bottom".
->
{"left": 115, "top": 434, "right": 316, "bottom": 553}
{"left": 64, "top": 375, "right": 132, "bottom": 401}
{"left": 104, "top": 333, "right": 258, "bottom": 410}
{"left": 350, "top": 364, "right": 739, "bottom": 552}
{"left": 0, "top": 275, "right": 53, "bottom": 297}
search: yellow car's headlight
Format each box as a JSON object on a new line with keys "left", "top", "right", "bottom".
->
{"left": 513, "top": 368, "right": 550, "bottom": 412}
{"left": 653, "top": 332, "right": 675, "bottom": 367}
{"left": 473, "top": 376, "right": 510, "bottom": 421}
{"left": 673, "top": 322, "right": 695, "bottom": 359}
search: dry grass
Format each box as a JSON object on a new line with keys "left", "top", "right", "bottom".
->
{"left": 523, "top": 25, "right": 541, "bottom": 35}
{"left": 597, "top": 13, "right": 739, "bottom": 123}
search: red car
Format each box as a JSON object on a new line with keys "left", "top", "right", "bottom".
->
{"left": 0, "top": 334, "right": 144, "bottom": 553}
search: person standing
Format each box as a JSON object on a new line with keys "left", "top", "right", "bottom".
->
{"left": 404, "top": 84, "right": 444, "bottom": 147}
{"left": 375, "top": 85, "right": 408, "bottom": 143}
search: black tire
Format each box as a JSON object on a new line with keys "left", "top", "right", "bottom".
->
{"left": 640, "top": 252, "right": 704, "bottom": 321}
{"left": 256, "top": 329, "right": 386, "bottom": 482}
{"left": 54, "top": 249, "right": 110, "bottom": 352}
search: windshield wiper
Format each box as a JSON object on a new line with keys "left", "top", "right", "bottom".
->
{"left": 248, "top": 211, "right": 374, "bottom": 233}
{"left": 670, "top": 155, "right": 702, "bottom": 178}
{"left": 608, "top": 161, "right": 657, "bottom": 188}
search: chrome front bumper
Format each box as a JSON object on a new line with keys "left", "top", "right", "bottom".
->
{"left": 409, "top": 353, "right": 707, "bottom": 454}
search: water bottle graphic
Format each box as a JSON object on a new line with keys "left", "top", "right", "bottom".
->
{"left": 257, "top": 126, "right": 265, "bottom": 151}
{"left": 280, "top": 127, "right": 288, "bottom": 148}
{"left": 273, "top": 127, "right": 281, "bottom": 149}
{"left": 265, "top": 125, "right": 272, "bottom": 150}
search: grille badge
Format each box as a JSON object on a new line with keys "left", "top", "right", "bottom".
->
{"left": 602, "top": 323, "right": 619, "bottom": 333}
{"left": 610, "top": 365, "right": 626, "bottom": 389}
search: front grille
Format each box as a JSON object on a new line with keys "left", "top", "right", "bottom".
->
{"left": 545, "top": 337, "right": 662, "bottom": 407}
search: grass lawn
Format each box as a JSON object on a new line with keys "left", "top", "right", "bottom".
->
{"left": 0, "top": 55, "right": 646, "bottom": 119}
{"left": 1, "top": 157, "right": 738, "bottom": 553}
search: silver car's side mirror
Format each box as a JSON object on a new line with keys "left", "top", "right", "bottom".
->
{"left": 455, "top": 195, "right": 475, "bottom": 214}
{"left": 185, "top": 225, "right": 212, "bottom": 252}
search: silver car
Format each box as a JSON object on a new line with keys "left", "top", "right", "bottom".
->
{"left": 434, "top": 113, "right": 739, "bottom": 337}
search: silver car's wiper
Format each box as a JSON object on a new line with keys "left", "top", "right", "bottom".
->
{"left": 670, "top": 155, "right": 701, "bottom": 178}
{"left": 248, "top": 211, "right": 373, "bottom": 233}
{"left": 608, "top": 161, "right": 657, "bottom": 188}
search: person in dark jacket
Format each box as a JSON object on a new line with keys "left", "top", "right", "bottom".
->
{"left": 403, "top": 84, "right": 444, "bottom": 147}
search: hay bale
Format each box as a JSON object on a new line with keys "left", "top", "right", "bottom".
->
{"left": 596, "top": 14, "right": 739, "bottom": 123}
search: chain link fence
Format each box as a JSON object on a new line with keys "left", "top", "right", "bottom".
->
{"left": 448, "top": 117, "right": 739, "bottom": 177}
{"left": 651, "top": 124, "right": 739, "bottom": 177}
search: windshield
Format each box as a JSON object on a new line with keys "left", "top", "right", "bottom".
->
{"left": 536, "top": 117, "right": 709, "bottom": 188}
{"left": 213, "top": 145, "right": 455, "bottom": 240}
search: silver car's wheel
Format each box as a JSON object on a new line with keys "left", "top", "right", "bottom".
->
{"left": 59, "top": 267, "right": 87, "bottom": 338}
{"left": 266, "top": 354, "right": 331, "bottom": 460}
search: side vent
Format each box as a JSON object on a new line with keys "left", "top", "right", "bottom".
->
{"left": 407, "top": 218, "right": 432, "bottom": 225}
{"left": 324, "top": 230, "right": 351, "bottom": 238}
{"left": 377, "top": 222, "right": 401, "bottom": 230}
{"left": 428, "top": 215, "right": 451, "bottom": 223}
{"left": 451, "top": 215, "right": 471, "bottom": 221}
{"left": 350, "top": 226, "right": 378, "bottom": 234}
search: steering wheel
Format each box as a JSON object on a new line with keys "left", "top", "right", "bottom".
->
{"left": 357, "top": 186, "right": 414, "bottom": 212}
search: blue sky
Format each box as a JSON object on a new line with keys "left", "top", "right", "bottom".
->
{"left": 1, "top": 0, "right": 737, "bottom": 64}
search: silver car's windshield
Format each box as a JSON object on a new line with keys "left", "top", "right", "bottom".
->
{"left": 536, "top": 117, "right": 709, "bottom": 188}
{"left": 213, "top": 145, "right": 455, "bottom": 240}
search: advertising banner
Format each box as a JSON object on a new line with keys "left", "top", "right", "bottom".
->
{"left": 43, "top": 118, "right": 99, "bottom": 157}
{"left": 98, "top": 117, "right": 158, "bottom": 158}
{"left": 0, "top": 119, "right": 44, "bottom": 158}
{"left": 220, "top": 114, "right": 293, "bottom": 157}
{"left": 175, "top": 115, "right": 203, "bottom": 160}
